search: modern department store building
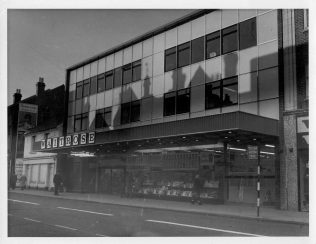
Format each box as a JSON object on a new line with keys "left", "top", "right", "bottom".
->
{"left": 35, "top": 9, "right": 291, "bottom": 207}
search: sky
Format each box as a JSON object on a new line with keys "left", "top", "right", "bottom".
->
{"left": 7, "top": 9, "right": 193, "bottom": 105}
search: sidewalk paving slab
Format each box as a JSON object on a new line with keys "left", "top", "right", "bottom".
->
{"left": 8, "top": 189, "right": 308, "bottom": 225}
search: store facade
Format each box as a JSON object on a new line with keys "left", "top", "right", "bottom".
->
{"left": 34, "top": 9, "right": 284, "bottom": 207}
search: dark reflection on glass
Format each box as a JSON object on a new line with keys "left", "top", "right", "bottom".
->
{"left": 222, "top": 25, "right": 238, "bottom": 54}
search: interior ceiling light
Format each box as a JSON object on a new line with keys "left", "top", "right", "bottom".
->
{"left": 260, "top": 151, "right": 275, "bottom": 155}
{"left": 135, "top": 143, "right": 223, "bottom": 153}
{"left": 70, "top": 151, "right": 95, "bottom": 157}
{"left": 182, "top": 136, "right": 186, "bottom": 139}
{"left": 225, "top": 137, "right": 228, "bottom": 139}
{"left": 228, "top": 131, "right": 232, "bottom": 134}
{"left": 253, "top": 138, "right": 257, "bottom": 141}
{"left": 265, "top": 144, "right": 275, "bottom": 148}
{"left": 228, "top": 147, "right": 246, "bottom": 152}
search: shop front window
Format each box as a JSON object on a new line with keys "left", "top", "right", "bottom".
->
{"left": 227, "top": 144, "right": 276, "bottom": 205}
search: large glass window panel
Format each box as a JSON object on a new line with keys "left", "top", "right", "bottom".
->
{"left": 132, "top": 60, "right": 141, "bottom": 82}
{"left": 206, "top": 31, "right": 220, "bottom": 59}
{"left": 177, "top": 42, "right": 190, "bottom": 68}
{"left": 121, "top": 102, "right": 130, "bottom": 124}
{"left": 97, "top": 73, "right": 105, "bottom": 93}
{"left": 165, "top": 47, "right": 177, "bottom": 72}
{"left": 131, "top": 100, "right": 141, "bottom": 122}
{"left": 104, "top": 107, "right": 112, "bottom": 127}
{"left": 222, "top": 76, "right": 238, "bottom": 106}
{"left": 205, "top": 81, "right": 221, "bottom": 109}
{"left": 81, "top": 113, "right": 88, "bottom": 131}
{"left": 76, "top": 81, "right": 83, "bottom": 99}
{"left": 191, "top": 36, "right": 205, "bottom": 64}
{"left": 164, "top": 91, "right": 176, "bottom": 116}
{"left": 105, "top": 70, "right": 113, "bottom": 90}
{"left": 222, "top": 25, "right": 238, "bottom": 54}
{"left": 176, "top": 88, "right": 190, "bottom": 114}
{"left": 74, "top": 115, "right": 81, "bottom": 132}
{"left": 95, "top": 109, "right": 105, "bottom": 129}
{"left": 90, "top": 76, "right": 97, "bottom": 95}
{"left": 83, "top": 79, "right": 90, "bottom": 97}
{"left": 239, "top": 17, "right": 257, "bottom": 50}
{"left": 122, "top": 63, "right": 132, "bottom": 85}
{"left": 114, "top": 67, "right": 122, "bottom": 88}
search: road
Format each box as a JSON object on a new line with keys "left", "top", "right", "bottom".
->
{"left": 8, "top": 192, "right": 308, "bottom": 237}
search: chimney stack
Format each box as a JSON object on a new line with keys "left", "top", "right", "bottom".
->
{"left": 13, "top": 89, "right": 22, "bottom": 104}
{"left": 36, "top": 77, "right": 46, "bottom": 97}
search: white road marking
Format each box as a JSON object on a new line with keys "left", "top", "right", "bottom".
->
{"left": 8, "top": 199, "right": 40, "bottom": 205}
{"left": 57, "top": 206, "right": 113, "bottom": 216}
{"left": 23, "top": 217, "right": 41, "bottom": 223}
{"left": 146, "top": 219, "right": 266, "bottom": 237}
{"left": 96, "top": 233, "right": 108, "bottom": 237}
{"left": 54, "top": 224, "right": 78, "bottom": 231}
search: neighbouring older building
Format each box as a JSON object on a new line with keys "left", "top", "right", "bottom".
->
{"left": 33, "top": 9, "right": 308, "bottom": 211}
{"left": 8, "top": 78, "right": 65, "bottom": 188}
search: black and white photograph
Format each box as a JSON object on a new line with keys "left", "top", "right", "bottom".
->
{"left": 2, "top": 0, "right": 312, "bottom": 242}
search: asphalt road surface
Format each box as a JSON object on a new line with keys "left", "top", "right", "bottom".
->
{"left": 8, "top": 192, "right": 308, "bottom": 237}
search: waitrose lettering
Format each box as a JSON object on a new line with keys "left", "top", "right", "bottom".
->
{"left": 41, "top": 132, "right": 95, "bottom": 149}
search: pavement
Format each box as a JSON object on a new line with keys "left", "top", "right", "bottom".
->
{"left": 8, "top": 188, "right": 308, "bottom": 225}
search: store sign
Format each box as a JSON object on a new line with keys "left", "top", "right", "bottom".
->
{"left": 247, "top": 145, "right": 258, "bottom": 160}
{"left": 18, "top": 103, "right": 38, "bottom": 131}
{"left": 40, "top": 132, "right": 95, "bottom": 149}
